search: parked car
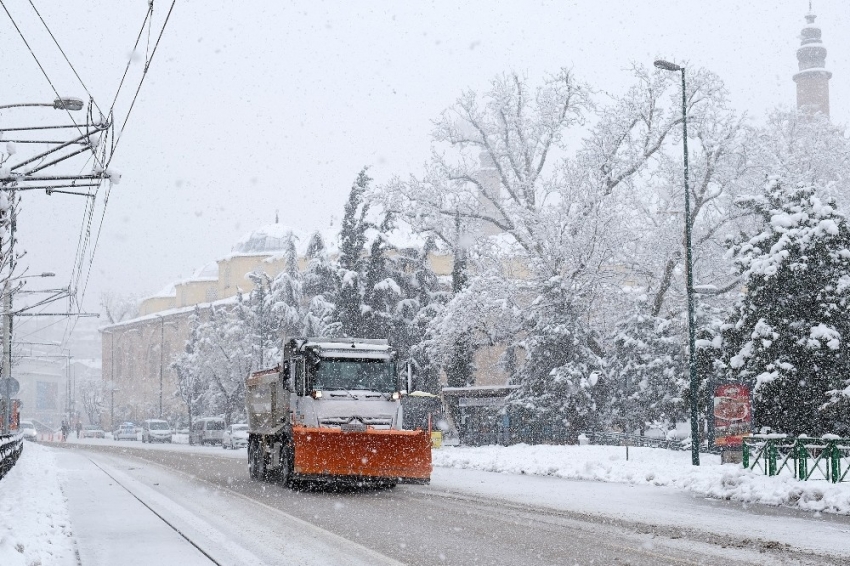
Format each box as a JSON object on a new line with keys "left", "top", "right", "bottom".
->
{"left": 82, "top": 425, "right": 105, "bottom": 439}
{"left": 114, "top": 422, "right": 137, "bottom": 441}
{"left": 221, "top": 423, "right": 248, "bottom": 449}
{"left": 141, "top": 419, "right": 172, "bottom": 443}
{"left": 19, "top": 420, "right": 37, "bottom": 441}
{"left": 188, "top": 417, "right": 225, "bottom": 445}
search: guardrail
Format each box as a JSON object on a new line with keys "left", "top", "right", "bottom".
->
{"left": 742, "top": 436, "right": 850, "bottom": 483}
{"left": 0, "top": 432, "right": 24, "bottom": 481}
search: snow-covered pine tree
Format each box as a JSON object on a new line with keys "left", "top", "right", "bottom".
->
{"left": 302, "top": 231, "right": 339, "bottom": 337}
{"left": 719, "top": 180, "right": 850, "bottom": 436}
{"left": 360, "top": 214, "right": 397, "bottom": 339}
{"left": 607, "top": 298, "right": 686, "bottom": 434}
{"left": 389, "top": 236, "right": 444, "bottom": 393}
{"left": 335, "top": 168, "right": 372, "bottom": 337}
{"left": 268, "top": 232, "right": 306, "bottom": 339}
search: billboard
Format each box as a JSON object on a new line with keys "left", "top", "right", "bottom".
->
{"left": 714, "top": 383, "right": 752, "bottom": 447}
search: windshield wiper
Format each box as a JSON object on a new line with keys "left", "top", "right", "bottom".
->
{"left": 328, "top": 390, "right": 358, "bottom": 400}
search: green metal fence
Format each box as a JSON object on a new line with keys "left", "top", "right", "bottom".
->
{"left": 742, "top": 436, "right": 850, "bottom": 483}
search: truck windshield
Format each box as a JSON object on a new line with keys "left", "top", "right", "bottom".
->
{"left": 314, "top": 359, "right": 396, "bottom": 392}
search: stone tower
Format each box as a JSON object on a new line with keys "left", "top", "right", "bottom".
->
{"left": 793, "top": 4, "right": 832, "bottom": 116}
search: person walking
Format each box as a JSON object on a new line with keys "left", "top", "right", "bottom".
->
{"left": 60, "top": 420, "right": 69, "bottom": 442}
{"left": 75, "top": 420, "right": 82, "bottom": 439}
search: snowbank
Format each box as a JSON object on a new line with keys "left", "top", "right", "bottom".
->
{"left": 433, "top": 444, "right": 850, "bottom": 515}
{"left": 0, "top": 443, "right": 77, "bottom": 565}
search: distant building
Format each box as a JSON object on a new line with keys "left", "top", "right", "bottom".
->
{"left": 793, "top": 6, "right": 832, "bottom": 116}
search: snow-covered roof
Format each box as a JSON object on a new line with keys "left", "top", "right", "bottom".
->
{"left": 144, "top": 282, "right": 176, "bottom": 300}
{"left": 192, "top": 261, "right": 219, "bottom": 280}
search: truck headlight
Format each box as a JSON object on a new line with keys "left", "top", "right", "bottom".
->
{"left": 391, "top": 391, "right": 400, "bottom": 401}
{"left": 311, "top": 390, "right": 323, "bottom": 399}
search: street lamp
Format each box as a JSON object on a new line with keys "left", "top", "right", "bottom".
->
{"left": 0, "top": 98, "right": 84, "bottom": 111}
{"left": 654, "top": 59, "right": 700, "bottom": 466}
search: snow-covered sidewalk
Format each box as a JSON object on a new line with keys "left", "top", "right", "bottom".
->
{"left": 0, "top": 443, "right": 76, "bottom": 566}
{"left": 433, "top": 443, "right": 850, "bottom": 516}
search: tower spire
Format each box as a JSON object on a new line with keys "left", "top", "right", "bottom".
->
{"left": 793, "top": 3, "right": 832, "bottom": 116}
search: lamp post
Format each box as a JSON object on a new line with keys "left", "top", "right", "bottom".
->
{"left": 1, "top": 272, "right": 55, "bottom": 433}
{"left": 654, "top": 59, "right": 700, "bottom": 466}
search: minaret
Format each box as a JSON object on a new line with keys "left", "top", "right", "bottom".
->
{"left": 792, "top": 3, "right": 832, "bottom": 116}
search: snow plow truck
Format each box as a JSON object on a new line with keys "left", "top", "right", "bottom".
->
{"left": 246, "top": 337, "right": 432, "bottom": 486}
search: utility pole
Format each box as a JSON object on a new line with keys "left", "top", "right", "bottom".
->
{"left": 159, "top": 317, "right": 164, "bottom": 418}
{"left": 1, "top": 281, "right": 10, "bottom": 434}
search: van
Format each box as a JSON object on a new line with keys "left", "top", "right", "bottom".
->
{"left": 189, "top": 417, "right": 225, "bottom": 445}
{"left": 141, "top": 419, "right": 172, "bottom": 443}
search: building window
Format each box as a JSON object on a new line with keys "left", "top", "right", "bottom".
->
{"left": 36, "top": 381, "right": 58, "bottom": 410}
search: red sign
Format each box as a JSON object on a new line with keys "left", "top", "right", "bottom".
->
{"left": 714, "top": 383, "right": 751, "bottom": 447}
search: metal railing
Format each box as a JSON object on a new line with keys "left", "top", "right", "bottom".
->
{"left": 742, "top": 436, "right": 850, "bottom": 483}
{"left": 579, "top": 430, "right": 721, "bottom": 454}
{"left": 0, "top": 432, "right": 24, "bottom": 481}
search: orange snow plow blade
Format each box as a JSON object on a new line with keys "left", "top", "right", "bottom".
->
{"left": 292, "top": 426, "right": 431, "bottom": 483}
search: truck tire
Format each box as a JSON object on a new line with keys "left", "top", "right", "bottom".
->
{"left": 277, "top": 441, "right": 294, "bottom": 488}
{"left": 249, "top": 439, "right": 267, "bottom": 480}
{"left": 248, "top": 439, "right": 259, "bottom": 479}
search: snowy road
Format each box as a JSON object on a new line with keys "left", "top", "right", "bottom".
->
{"left": 46, "top": 441, "right": 849, "bottom": 565}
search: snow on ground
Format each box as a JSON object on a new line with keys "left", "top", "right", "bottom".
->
{"left": 432, "top": 443, "right": 850, "bottom": 516}
{"left": 63, "top": 435, "right": 248, "bottom": 459}
{"left": 0, "top": 442, "right": 77, "bottom": 566}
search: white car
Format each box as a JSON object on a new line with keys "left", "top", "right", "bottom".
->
{"left": 19, "top": 420, "right": 37, "bottom": 441}
{"left": 222, "top": 423, "right": 249, "bottom": 449}
{"left": 141, "top": 419, "right": 173, "bottom": 443}
{"left": 115, "top": 422, "right": 138, "bottom": 441}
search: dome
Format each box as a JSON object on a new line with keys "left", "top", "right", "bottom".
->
{"left": 231, "top": 224, "right": 308, "bottom": 254}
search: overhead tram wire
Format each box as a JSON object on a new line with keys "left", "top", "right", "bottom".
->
{"left": 107, "top": 3, "right": 154, "bottom": 122}
{"left": 107, "top": 0, "right": 176, "bottom": 166}
{"left": 0, "top": 0, "right": 90, "bottom": 145}
{"left": 26, "top": 0, "right": 106, "bottom": 137}
{"left": 68, "top": 1, "right": 177, "bottom": 352}
{"left": 80, "top": 0, "right": 177, "bottom": 307}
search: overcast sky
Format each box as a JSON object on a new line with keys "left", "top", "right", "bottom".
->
{"left": 2, "top": 0, "right": 848, "bottom": 330}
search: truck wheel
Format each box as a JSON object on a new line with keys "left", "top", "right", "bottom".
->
{"left": 248, "top": 440, "right": 259, "bottom": 479}
{"left": 249, "top": 440, "right": 267, "bottom": 480}
{"left": 278, "top": 443, "right": 294, "bottom": 487}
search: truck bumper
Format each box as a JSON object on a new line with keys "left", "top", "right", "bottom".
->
{"left": 292, "top": 426, "right": 432, "bottom": 483}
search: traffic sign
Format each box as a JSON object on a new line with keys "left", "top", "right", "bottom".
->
{"left": 0, "top": 377, "right": 20, "bottom": 398}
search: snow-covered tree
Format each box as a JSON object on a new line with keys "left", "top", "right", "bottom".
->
{"left": 79, "top": 379, "right": 106, "bottom": 426}
{"left": 607, "top": 296, "right": 686, "bottom": 433}
{"left": 195, "top": 304, "right": 253, "bottom": 425}
{"left": 506, "top": 279, "right": 606, "bottom": 441}
{"left": 719, "top": 180, "right": 850, "bottom": 436}
{"left": 334, "top": 169, "right": 373, "bottom": 338}
{"left": 374, "top": 65, "right": 744, "bottom": 433}
{"left": 172, "top": 307, "right": 205, "bottom": 430}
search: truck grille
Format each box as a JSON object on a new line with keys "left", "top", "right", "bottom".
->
{"left": 320, "top": 416, "right": 393, "bottom": 430}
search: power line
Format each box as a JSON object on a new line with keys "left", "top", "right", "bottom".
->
{"left": 26, "top": 0, "right": 106, "bottom": 127}
{"left": 108, "top": 0, "right": 177, "bottom": 165}
{"left": 0, "top": 0, "right": 89, "bottom": 143}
